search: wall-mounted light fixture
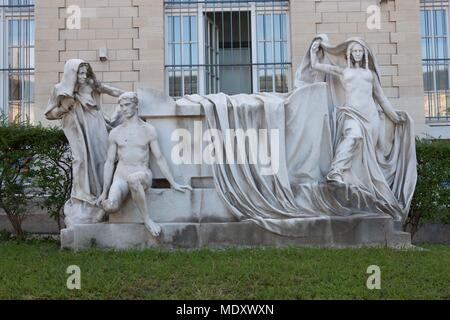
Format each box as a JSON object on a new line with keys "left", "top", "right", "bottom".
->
{"left": 99, "top": 47, "right": 108, "bottom": 62}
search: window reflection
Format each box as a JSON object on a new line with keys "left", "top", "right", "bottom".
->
{"left": 256, "top": 13, "right": 289, "bottom": 93}
{"left": 1, "top": 1, "right": 35, "bottom": 123}
{"left": 165, "top": 2, "right": 290, "bottom": 97}
{"left": 420, "top": 1, "right": 450, "bottom": 120}
{"left": 167, "top": 15, "right": 198, "bottom": 98}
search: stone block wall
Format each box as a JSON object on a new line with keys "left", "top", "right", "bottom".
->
{"left": 34, "top": 0, "right": 165, "bottom": 124}
{"left": 35, "top": 0, "right": 426, "bottom": 135}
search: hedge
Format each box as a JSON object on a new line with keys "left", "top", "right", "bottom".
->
{"left": 0, "top": 118, "right": 71, "bottom": 239}
{"left": 406, "top": 139, "right": 450, "bottom": 236}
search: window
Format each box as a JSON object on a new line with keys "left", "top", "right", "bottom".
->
{"left": 0, "top": 0, "right": 35, "bottom": 123}
{"left": 164, "top": 0, "right": 291, "bottom": 99}
{"left": 420, "top": 0, "right": 450, "bottom": 121}
{"left": 257, "top": 12, "right": 288, "bottom": 92}
{"left": 167, "top": 15, "right": 198, "bottom": 97}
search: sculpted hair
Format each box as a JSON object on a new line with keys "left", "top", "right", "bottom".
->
{"left": 78, "top": 62, "right": 101, "bottom": 87}
{"left": 78, "top": 63, "right": 96, "bottom": 80}
{"left": 119, "top": 92, "right": 139, "bottom": 105}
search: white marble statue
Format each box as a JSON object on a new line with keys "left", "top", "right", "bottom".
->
{"left": 54, "top": 34, "right": 417, "bottom": 245}
{"left": 310, "top": 39, "right": 405, "bottom": 182}
{"left": 96, "top": 92, "right": 192, "bottom": 236}
{"left": 293, "top": 35, "right": 417, "bottom": 222}
{"left": 45, "top": 59, "right": 125, "bottom": 227}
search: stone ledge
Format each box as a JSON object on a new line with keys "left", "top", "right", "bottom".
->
{"left": 61, "top": 215, "right": 412, "bottom": 250}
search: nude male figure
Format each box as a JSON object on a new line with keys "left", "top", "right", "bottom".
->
{"left": 96, "top": 92, "right": 192, "bottom": 236}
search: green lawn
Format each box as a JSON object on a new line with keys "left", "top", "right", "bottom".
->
{"left": 0, "top": 240, "right": 449, "bottom": 300}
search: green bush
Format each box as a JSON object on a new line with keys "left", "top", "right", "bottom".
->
{"left": 0, "top": 117, "right": 71, "bottom": 239}
{"left": 33, "top": 128, "right": 72, "bottom": 231}
{"left": 405, "top": 139, "right": 450, "bottom": 236}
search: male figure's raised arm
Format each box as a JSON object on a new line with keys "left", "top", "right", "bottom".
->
{"left": 97, "top": 134, "right": 118, "bottom": 206}
{"left": 149, "top": 126, "right": 192, "bottom": 193}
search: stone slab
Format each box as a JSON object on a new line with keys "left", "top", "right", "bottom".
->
{"left": 412, "top": 223, "right": 450, "bottom": 244}
{"left": 61, "top": 215, "right": 412, "bottom": 250}
{"left": 109, "top": 188, "right": 237, "bottom": 224}
{"left": 0, "top": 213, "right": 61, "bottom": 234}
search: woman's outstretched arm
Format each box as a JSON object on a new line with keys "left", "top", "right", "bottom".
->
{"left": 372, "top": 73, "right": 405, "bottom": 124}
{"left": 92, "top": 80, "right": 126, "bottom": 97}
{"left": 310, "top": 40, "right": 344, "bottom": 77}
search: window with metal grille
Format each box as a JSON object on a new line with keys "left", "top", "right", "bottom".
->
{"left": 420, "top": 0, "right": 450, "bottom": 122}
{"left": 0, "top": 0, "right": 34, "bottom": 124}
{"left": 164, "top": 0, "right": 291, "bottom": 99}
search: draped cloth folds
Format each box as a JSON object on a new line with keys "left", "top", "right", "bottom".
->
{"left": 184, "top": 89, "right": 331, "bottom": 237}
{"left": 180, "top": 35, "right": 417, "bottom": 237}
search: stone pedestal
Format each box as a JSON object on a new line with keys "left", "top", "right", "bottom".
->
{"left": 61, "top": 214, "right": 412, "bottom": 250}
{"left": 109, "top": 189, "right": 236, "bottom": 224}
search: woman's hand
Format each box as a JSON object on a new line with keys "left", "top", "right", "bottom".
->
{"left": 59, "top": 96, "right": 75, "bottom": 114}
{"left": 396, "top": 111, "right": 408, "bottom": 124}
{"left": 388, "top": 111, "right": 406, "bottom": 124}
{"left": 60, "top": 96, "right": 75, "bottom": 113}
{"left": 96, "top": 192, "right": 108, "bottom": 207}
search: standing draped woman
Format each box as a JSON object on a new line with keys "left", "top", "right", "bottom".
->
{"left": 295, "top": 35, "right": 417, "bottom": 221}
{"left": 45, "top": 59, "right": 125, "bottom": 227}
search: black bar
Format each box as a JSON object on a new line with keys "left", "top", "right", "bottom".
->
{"left": 165, "top": 62, "right": 291, "bottom": 67}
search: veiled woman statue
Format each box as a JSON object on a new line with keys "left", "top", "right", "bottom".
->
{"left": 45, "top": 59, "right": 125, "bottom": 227}
{"left": 295, "top": 35, "right": 417, "bottom": 221}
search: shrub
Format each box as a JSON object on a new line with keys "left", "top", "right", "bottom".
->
{"left": 405, "top": 139, "right": 450, "bottom": 237}
{"left": 0, "top": 117, "right": 71, "bottom": 239}
{"left": 33, "top": 129, "right": 72, "bottom": 231}
{"left": 0, "top": 120, "right": 39, "bottom": 239}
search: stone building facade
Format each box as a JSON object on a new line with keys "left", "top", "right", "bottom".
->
{"left": 4, "top": 0, "right": 447, "bottom": 137}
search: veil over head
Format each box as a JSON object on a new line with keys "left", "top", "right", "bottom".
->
{"left": 56, "top": 59, "right": 96, "bottom": 97}
{"left": 295, "top": 34, "right": 381, "bottom": 88}
{"left": 45, "top": 59, "right": 98, "bottom": 119}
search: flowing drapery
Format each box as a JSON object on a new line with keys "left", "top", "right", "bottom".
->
{"left": 179, "top": 36, "right": 417, "bottom": 237}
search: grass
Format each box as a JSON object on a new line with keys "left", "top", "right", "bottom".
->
{"left": 0, "top": 239, "right": 449, "bottom": 300}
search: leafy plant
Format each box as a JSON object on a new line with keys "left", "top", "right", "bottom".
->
{"left": 405, "top": 139, "right": 450, "bottom": 237}
{"left": 0, "top": 114, "right": 72, "bottom": 239}
{"left": 0, "top": 117, "right": 38, "bottom": 240}
{"left": 33, "top": 128, "right": 72, "bottom": 231}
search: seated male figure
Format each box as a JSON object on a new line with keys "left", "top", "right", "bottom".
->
{"left": 97, "top": 92, "right": 192, "bottom": 236}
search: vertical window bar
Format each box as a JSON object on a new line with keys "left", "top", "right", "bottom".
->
{"left": 247, "top": 7, "right": 251, "bottom": 92}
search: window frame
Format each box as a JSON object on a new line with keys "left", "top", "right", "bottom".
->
{"left": 421, "top": 0, "right": 450, "bottom": 122}
{"left": 0, "top": 0, "right": 35, "bottom": 123}
{"left": 164, "top": 0, "right": 291, "bottom": 99}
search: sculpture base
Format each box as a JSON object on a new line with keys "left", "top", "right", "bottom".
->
{"left": 60, "top": 215, "right": 412, "bottom": 250}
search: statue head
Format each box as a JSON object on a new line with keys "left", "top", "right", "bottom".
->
{"left": 118, "top": 92, "right": 139, "bottom": 119}
{"left": 347, "top": 42, "right": 369, "bottom": 69}
{"left": 77, "top": 63, "right": 95, "bottom": 86}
